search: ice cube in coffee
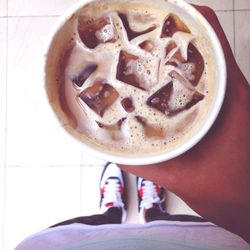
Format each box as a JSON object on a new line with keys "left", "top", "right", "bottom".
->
{"left": 79, "top": 81, "right": 119, "bottom": 117}
{"left": 118, "top": 13, "right": 157, "bottom": 41}
{"left": 78, "top": 16, "right": 118, "bottom": 49}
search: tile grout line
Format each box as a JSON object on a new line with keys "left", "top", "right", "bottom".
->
{"left": 3, "top": 164, "right": 84, "bottom": 168}
{"left": 216, "top": 9, "right": 250, "bottom": 12}
{"left": 0, "top": 15, "right": 60, "bottom": 18}
{"left": 233, "top": 0, "right": 236, "bottom": 56}
{"left": 0, "top": 164, "right": 103, "bottom": 168}
{"left": 2, "top": 0, "right": 8, "bottom": 248}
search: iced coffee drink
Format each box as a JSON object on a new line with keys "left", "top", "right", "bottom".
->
{"left": 49, "top": 0, "right": 218, "bottom": 157}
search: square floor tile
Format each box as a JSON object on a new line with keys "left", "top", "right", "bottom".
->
{"left": 80, "top": 165, "right": 104, "bottom": 216}
{"left": 8, "top": 0, "right": 78, "bottom": 16}
{"left": 6, "top": 17, "right": 82, "bottom": 167}
{"left": 4, "top": 166, "right": 81, "bottom": 250}
{"left": 216, "top": 11, "right": 235, "bottom": 53}
{"left": 0, "top": 19, "right": 7, "bottom": 166}
{"left": 81, "top": 151, "right": 107, "bottom": 167}
{"left": 235, "top": 11, "right": 250, "bottom": 83}
{"left": 235, "top": 0, "right": 250, "bottom": 10}
{"left": 186, "top": 0, "right": 233, "bottom": 10}
{"left": 0, "top": 0, "right": 7, "bottom": 16}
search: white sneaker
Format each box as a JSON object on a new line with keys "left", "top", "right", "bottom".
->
{"left": 100, "top": 163, "right": 127, "bottom": 223}
{"left": 137, "top": 177, "right": 166, "bottom": 223}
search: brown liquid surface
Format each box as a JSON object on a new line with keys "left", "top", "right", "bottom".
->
{"left": 54, "top": 0, "right": 216, "bottom": 156}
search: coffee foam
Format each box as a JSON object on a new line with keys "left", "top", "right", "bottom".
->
{"left": 58, "top": 1, "right": 216, "bottom": 155}
{"left": 172, "top": 32, "right": 195, "bottom": 60}
{"left": 95, "top": 25, "right": 115, "bottom": 42}
{"left": 168, "top": 79, "right": 193, "bottom": 111}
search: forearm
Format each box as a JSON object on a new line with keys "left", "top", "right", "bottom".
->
{"left": 183, "top": 188, "right": 250, "bottom": 243}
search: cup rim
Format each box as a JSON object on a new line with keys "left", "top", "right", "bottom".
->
{"left": 44, "top": 0, "right": 227, "bottom": 166}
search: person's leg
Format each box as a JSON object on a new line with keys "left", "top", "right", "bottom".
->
{"left": 51, "top": 163, "right": 127, "bottom": 228}
{"left": 145, "top": 207, "right": 207, "bottom": 223}
{"left": 50, "top": 207, "right": 122, "bottom": 228}
{"left": 137, "top": 177, "right": 206, "bottom": 223}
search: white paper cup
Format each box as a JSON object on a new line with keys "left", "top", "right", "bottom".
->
{"left": 44, "top": 0, "right": 226, "bottom": 165}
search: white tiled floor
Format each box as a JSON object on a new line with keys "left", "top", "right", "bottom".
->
{"left": 0, "top": 1, "right": 250, "bottom": 249}
{"left": 188, "top": 0, "right": 234, "bottom": 10}
{"left": 0, "top": 0, "right": 7, "bottom": 16}
{"left": 80, "top": 165, "right": 103, "bottom": 217}
{"left": 235, "top": 10, "right": 250, "bottom": 82}
{"left": 0, "top": 167, "right": 5, "bottom": 250}
{"left": 4, "top": 166, "right": 81, "bottom": 249}
{"left": 0, "top": 18, "right": 7, "bottom": 167}
{"left": 216, "top": 11, "right": 235, "bottom": 52}
{"left": 0, "top": 15, "right": 7, "bottom": 250}
{"left": 8, "top": 0, "right": 79, "bottom": 16}
{"left": 235, "top": 0, "right": 250, "bottom": 9}
{"left": 6, "top": 17, "right": 83, "bottom": 167}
